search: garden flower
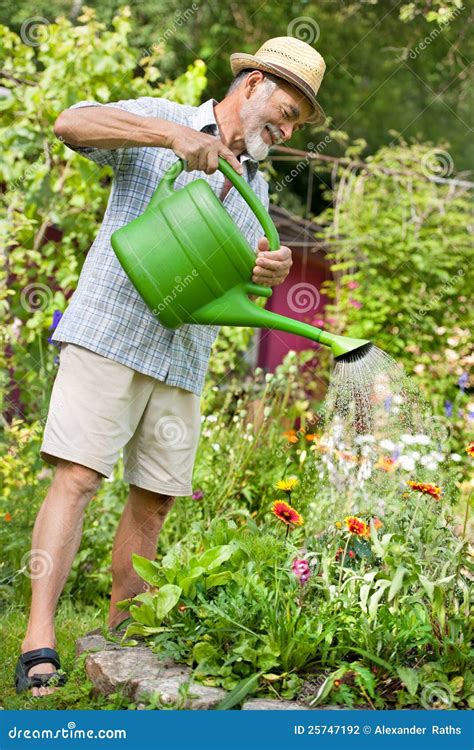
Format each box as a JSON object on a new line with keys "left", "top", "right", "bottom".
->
{"left": 335, "top": 521, "right": 342, "bottom": 529}
{"left": 282, "top": 429, "right": 298, "bottom": 443}
{"left": 344, "top": 516, "right": 369, "bottom": 536}
{"left": 275, "top": 477, "right": 298, "bottom": 493}
{"left": 444, "top": 400, "right": 453, "bottom": 418}
{"left": 47, "top": 310, "right": 63, "bottom": 346}
{"left": 349, "top": 298, "right": 362, "bottom": 309}
{"left": 272, "top": 500, "right": 303, "bottom": 526}
{"left": 192, "top": 490, "right": 204, "bottom": 500}
{"left": 458, "top": 372, "right": 468, "bottom": 391}
{"left": 376, "top": 456, "right": 397, "bottom": 472}
{"left": 407, "top": 481, "right": 442, "bottom": 500}
{"left": 4, "top": 512, "right": 12, "bottom": 522}
{"left": 466, "top": 442, "right": 474, "bottom": 457}
{"left": 348, "top": 550, "right": 355, "bottom": 558}
{"left": 292, "top": 558, "right": 311, "bottom": 584}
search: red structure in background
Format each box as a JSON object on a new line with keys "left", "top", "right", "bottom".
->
{"left": 255, "top": 203, "right": 331, "bottom": 371}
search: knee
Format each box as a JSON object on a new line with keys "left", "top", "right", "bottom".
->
{"left": 129, "top": 485, "right": 176, "bottom": 519}
{"left": 56, "top": 460, "right": 103, "bottom": 499}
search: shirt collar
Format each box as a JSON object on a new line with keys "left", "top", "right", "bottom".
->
{"left": 190, "top": 98, "right": 259, "bottom": 179}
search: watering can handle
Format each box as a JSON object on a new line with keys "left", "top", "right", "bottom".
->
{"left": 148, "top": 157, "right": 281, "bottom": 251}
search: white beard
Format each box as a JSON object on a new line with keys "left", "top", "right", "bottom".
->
{"left": 240, "top": 97, "right": 281, "bottom": 161}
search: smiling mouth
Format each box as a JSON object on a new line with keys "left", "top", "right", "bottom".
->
{"left": 265, "top": 125, "right": 276, "bottom": 145}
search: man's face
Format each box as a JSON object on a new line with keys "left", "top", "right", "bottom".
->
{"left": 240, "top": 74, "right": 313, "bottom": 161}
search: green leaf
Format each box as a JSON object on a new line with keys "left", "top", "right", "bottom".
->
{"left": 396, "top": 667, "right": 419, "bottom": 697}
{"left": 388, "top": 565, "right": 408, "bottom": 601}
{"left": 198, "top": 544, "right": 235, "bottom": 571}
{"left": 418, "top": 574, "right": 435, "bottom": 600}
{"left": 131, "top": 554, "right": 164, "bottom": 586}
{"left": 154, "top": 584, "right": 182, "bottom": 621}
{"left": 215, "top": 672, "right": 262, "bottom": 710}
{"left": 205, "top": 571, "right": 233, "bottom": 589}
{"left": 368, "top": 580, "right": 391, "bottom": 618}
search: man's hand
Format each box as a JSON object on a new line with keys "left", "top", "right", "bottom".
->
{"left": 168, "top": 123, "right": 243, "bottom": 175}
{"left": 252, "top": 237, "right": 292, "bottom": 287}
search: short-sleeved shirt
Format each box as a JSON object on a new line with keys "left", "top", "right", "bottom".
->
{"left": 52, "top": 96, "right": 270, "bottom": 395}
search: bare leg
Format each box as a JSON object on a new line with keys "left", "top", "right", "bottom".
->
{"left": 108, "top": 485, "right": 175, "bottom": 629}
{"left": 21, "top": 459, "right": 103, "bottom": 696}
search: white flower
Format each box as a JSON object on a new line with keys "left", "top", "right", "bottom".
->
{"left": 212, "top": 443, "right": 220, "bottom": 452}
{"left": 393, "top": 395, "right": 404, "bottom": 405}
{"left": 413, "top": 434, "right": 430, "bottom": 445}
{"left": 399, "top": 455, "right": 416, "bottom": 471}
{"left": 380, "top": 439, "right": 395, "bottom": 451}
{"left": 400, "top": 434, "right": 416, "bottom": 444}
{"left": 355, "top": 434, "right": 376, "bottom": 444}
{"left": 450, "top": 453, "right": 462, "bottom": 462}
{"left": 207, "top": 415, "right": 218, "bottom": 422}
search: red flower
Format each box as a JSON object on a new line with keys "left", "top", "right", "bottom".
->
{"left": 407, "top": 481, "right": 442, "bottom": 501}
{"left": 4, "top": 512, "right": 11, "bottom": 522}
{"left": 344, "top": 516, "right": 369, "bottom": 536}
{"left": 466, "top": 442, "right": 474, "bottom": 457}
{"left": 272, "top": 501, "right": 303, "bottom": 527}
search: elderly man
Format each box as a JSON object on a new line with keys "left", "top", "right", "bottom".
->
{"left": 15, "top": 36, "right": 326, "bottom": 695}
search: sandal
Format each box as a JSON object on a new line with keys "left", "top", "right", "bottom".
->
{"left": 15, "top": 648, "right": 67, "bottom": 694}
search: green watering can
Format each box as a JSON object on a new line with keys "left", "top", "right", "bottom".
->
{"left": 111, "top": 157, "right": 369, "bottom": 360}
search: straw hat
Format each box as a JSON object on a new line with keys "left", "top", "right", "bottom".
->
{"left": 230, "top": 36, "right": 326, "bottom": 125}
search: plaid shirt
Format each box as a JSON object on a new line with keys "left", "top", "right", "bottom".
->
{"left": 52, "top": 96, "right": 270, "bottom": 395}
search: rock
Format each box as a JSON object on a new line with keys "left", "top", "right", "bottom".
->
{"left": 85, "top": 647, "right": 188, "bottom": 698}
{"left": 242, "top": 699, "right": 311, "bottom": 710}
{"left": 242, "top": 699, "right": 350, "bottom": 710}
{"left": 135, "top": 676, "right": 227, "bottom": 710}
{"left": 76, "top": 634, "right": 109, "bottom": 656}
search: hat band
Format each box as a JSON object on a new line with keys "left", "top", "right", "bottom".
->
{"left": 259, "top": 60, "right": 319, "bottom": 103}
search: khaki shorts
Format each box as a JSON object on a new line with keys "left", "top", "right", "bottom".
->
{"left": 40, "top": 342, "right": 202, "bottom": 496}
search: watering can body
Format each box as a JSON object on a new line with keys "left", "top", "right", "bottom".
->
{"left": 111, "top": 157, "right": 369, "bottom": 359}
{"left": 110, "top": 158, "right": 277, "bottom": 329}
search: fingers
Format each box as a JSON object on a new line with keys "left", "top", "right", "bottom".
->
{"left": 218, "top": 147, "right": 244, "bottom": 175}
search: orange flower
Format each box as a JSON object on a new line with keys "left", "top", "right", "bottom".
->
{"left": 305, "top": 433, "right": 319, "bottom": 442}
{"left": 4, "top": 512, "right": 11, "bottom": 522}
{"left": 272, "top": 500, "right": 303, "bottom": 527}
{"left": 344, "top": 515, "right": 369, "bottom": 536}
{"left": 407, "top": 481, "right": 442, "bottom": 501}
{"left": 372, "top": 517, "right": 383, "bottom": 530}
{"left": 282, "top": 429, "right": 298, "bottom": 444}
{"left": 466, "top": 442, "right": 474, "bottom": 457}
{"left": 337, "top": 450, "right": 358, "bottom": 464}
{"left": 376, "top": 456, "right": 397, "bottom": 472}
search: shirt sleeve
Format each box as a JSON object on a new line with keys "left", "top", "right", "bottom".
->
{"left": 60, "top": 96, "right": 171, "bottom": 171}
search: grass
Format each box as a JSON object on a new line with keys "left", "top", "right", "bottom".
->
{"left": 0, "top": 598, "right": 135, "bottom": 710}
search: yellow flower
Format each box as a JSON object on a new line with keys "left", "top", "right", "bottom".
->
{"left": 275, "top": 477, "right": 298, "bottom": 493}
{"left": 335, "top": 521, "right": 342, "bottom": 529}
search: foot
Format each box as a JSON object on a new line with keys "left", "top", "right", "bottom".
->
{"left": 20, "top": 642, "right": 62, "bottom": 697}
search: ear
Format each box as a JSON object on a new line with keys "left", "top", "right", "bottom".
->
{"left": 244, "top": 69, "right": 266, "bottom": 98}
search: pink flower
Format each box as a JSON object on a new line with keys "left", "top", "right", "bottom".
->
{"left": 347, "top": 281, "right": 359, "bottom": 290}
{"left": 292, "top": 558, "right": 311, "bottom": 585}
{"left": 192, "top": 490, "right": 204, "bottom": 500}
{"left": 349, "top": 298, "right": 362, "bottom": 309}
{"left": 312, "top": 318, "right": 325, "bottom": 328}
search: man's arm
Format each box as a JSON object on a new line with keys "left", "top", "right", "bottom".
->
{"left": 53, "top": 105, "right": 243, "bottom": 175}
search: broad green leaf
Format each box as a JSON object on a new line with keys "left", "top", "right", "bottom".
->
{"left": 205, "top": 571, "right": 233, "bottom": 589}
{"left": 129, "top": 602, "right": 156, "bottom": 626}
{"left": 154, "top": 584, "right": 182, "bottom": 621}
{"left": 396, "top": 666, "right": 419, "bottom": 697}
{"left": 418, "top": 574, "right": 435, "bottom": 600}
{"left": 368, "top": 580, "right": 391, "bottom": 618}
{"left": 131, "top": 554, "right": 164, "bottom": 587}
{"left": 198, "top": 545, "right": 234, "bottom": 571}
{"left": 388, "top": 565, "right": 408, "bottom": 601}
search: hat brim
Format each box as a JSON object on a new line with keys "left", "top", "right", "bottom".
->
{"left": 230, "top": 52, "right": 326, "bottom": 125}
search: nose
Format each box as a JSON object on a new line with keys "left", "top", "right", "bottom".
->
{"left": 279, "top": 123, "right": 294, "bottom": 141}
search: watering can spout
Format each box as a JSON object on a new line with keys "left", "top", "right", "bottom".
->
{"left": 190, "top": 283, "right": 370, "bottom": 360}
